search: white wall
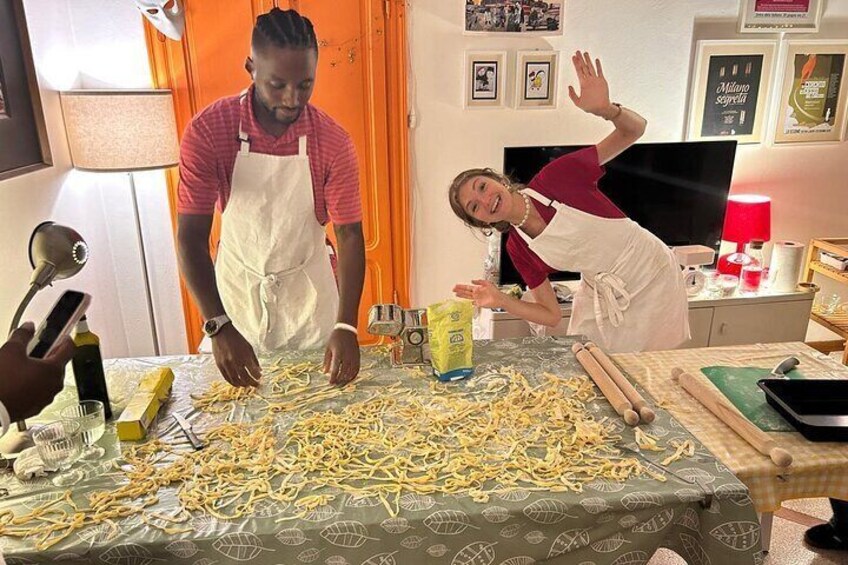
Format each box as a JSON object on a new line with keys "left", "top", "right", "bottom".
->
{"left": 4, "top": 0, "right": 844, "bottom": 356}
{"left": 408, "top": 0, "right": 848, "bottom": 341}
{"left": 0, "top": 0, "right": 187, "bottom": 357}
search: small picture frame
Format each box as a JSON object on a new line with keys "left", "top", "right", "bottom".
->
{"left": 774, "top": 41, "right": 848, "bottom": 144}
{"left": 738, "top": 0, "right": 823, "bottom": 33}
{"left": 515, "top": 51, "right": 558, "bottom": 109}
{"left": 463, "top": 1, "right": 564, "bottom": 36}
{"left": 464, "top": 51, "right": 507, "bottom": 108}
{"left": 686, "top": 41, "right": 777, "bottom": 144}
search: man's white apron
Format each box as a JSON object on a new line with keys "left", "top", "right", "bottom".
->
{"left": 204, "top": 101, "right": 338, "bottom": 353}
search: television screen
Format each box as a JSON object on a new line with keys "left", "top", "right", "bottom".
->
{"left": 499, "top": 140, "right": 737, "bottom": 286}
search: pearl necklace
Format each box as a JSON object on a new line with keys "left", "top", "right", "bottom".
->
{"left": 511, "top": 191, "right": 531, "bottom": 229}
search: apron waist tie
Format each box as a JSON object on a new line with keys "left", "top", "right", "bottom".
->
{"left": 588, "top": 272, "right": 633, "bottom": 340}
{"left": 238, "top": 259, "right": 310, "bottom": 337}
{"left": 586, "top": 237, "right": 637, "bottom": 341}
{"left": 258, "top": 274, "right": 278, "bottom": 336}
{"left": 584, "top": 240, "right": 672, "bottom": 345}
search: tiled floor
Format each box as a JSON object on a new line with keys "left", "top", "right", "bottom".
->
{"left": 646, "top": 498, "right": 848, "bottom": 565}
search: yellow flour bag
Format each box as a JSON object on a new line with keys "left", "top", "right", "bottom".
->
{"left": 427, "top": 299, "right": 474, "bottom": 381}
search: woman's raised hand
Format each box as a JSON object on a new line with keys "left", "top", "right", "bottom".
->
{"left": 567, "top": 50, "right": 612, "bottom": 117}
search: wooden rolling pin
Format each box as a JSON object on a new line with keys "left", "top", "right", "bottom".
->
{"left": 572, "top": 343, "right": 639, "bottom": 426}
{"left": 585, "top": 342, "right": 656, "bottom": 424}
{"left": 671, "top": 367, "right": 793, "bottom": 468}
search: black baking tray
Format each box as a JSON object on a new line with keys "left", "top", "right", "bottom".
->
{"left": 757, "top": 379, "right": 848, "bottom": 442}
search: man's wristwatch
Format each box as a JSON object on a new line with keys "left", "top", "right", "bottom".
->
{"left": 203, "top": 314, "right": 231, "bottom": 338}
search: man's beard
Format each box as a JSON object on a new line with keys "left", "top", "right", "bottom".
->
{"left": 256, "top": 91, "right": 301, "bottom": 125}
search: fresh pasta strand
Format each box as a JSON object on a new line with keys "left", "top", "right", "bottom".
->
{"left": 1, "top": 357, "right": 657, "bottom": 550}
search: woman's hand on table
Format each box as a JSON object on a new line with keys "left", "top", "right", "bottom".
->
{"left": 211, "top": 324, "right": 261, "bottom": 387}
{"left": 324, "top": 329, "right": 360, "bottom": 386}
{"left": 453, "top": 279, "right": 505, "bottom": 309}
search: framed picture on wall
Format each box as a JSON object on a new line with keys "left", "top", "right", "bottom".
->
{"left": 464, "top": 51, "right": 507, "bottom": 108}
{"left": 686, "top": 41, "right": 777, "bottom": 144}
{"left": 0, "top": 0, "right": 52, "bottom": 181}
{"left": 775, "top": 41, "right": 848, "bottom": 144}
{"left": 738, "top": 0, "right": 823, "bottom": 33}
{"left": 463, "top": 1, "right": 563, "bottom": 35}
{"left": 515, "top": 51, "right": 558, "bottom": 109}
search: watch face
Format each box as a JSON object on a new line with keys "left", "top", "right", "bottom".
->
{"left": 204, "top": 320, "right": 218, "bottom": 335}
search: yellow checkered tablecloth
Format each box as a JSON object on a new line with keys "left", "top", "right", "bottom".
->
{"left": 613, "top": 342, "right": 848, "bottom": 512}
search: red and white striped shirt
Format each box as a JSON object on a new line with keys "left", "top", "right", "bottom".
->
{"left": 178, "top": 86, "right": 362, "bottom": 225}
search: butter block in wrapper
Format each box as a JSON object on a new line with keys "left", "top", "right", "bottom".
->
{"left": 426, "top": 299, "right": 473, "bottom": 381}
{"left": 116, "top": 368, "right": 174, "bottom": 441}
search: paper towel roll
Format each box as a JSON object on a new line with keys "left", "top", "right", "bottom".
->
{"left": 767, "top": 240, "right": 805, "bottom": 293}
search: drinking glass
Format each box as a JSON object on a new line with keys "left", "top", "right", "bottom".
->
{"left": 716, "top": 274, "right": 739, "bottom": 297}
{"left": 703, "top": 270, "right": 722, "bottom": 297}
{"left": 33, "top": 421, "right": 83, "bottom": 486}
{"left": 60, "top": 400, "right": 106, "bottom": 460}
{"left": 739, "top": 265, "right": 764, "bottom": 295}
{"left": 820, "top": 293, "right": 842, "bottom": 315}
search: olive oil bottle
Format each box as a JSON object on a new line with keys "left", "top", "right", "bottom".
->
{"left": 72, "top": 316, "right": 112, "bottom": 420}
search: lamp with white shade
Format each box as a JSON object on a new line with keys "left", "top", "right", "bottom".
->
{"left": 59, "top": 89, "right": 180, "bottom": 355}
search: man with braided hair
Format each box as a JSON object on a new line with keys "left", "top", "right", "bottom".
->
{"left": 177, "top": 8, "right": 365, "bottom": 387}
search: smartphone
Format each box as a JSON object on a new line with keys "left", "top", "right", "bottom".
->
{"left": 26, "top": 290, "right": 91, "bottom": 359}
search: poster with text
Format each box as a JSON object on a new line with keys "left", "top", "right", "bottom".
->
{"left": 701, "top": 54, "right": 764, "bottom": 137}
{"left": 784, "top": 54, "right": 844, "bottom": 132}
{"left": 739, "top": 0, "right": 821, "bottom": 32}
{"left": 687, "top": 41, "right": 776, "bottom": 144}
{"left": 776, "top": 49, "right": 847, "bottom": 143}
{"left": 755, "top": 0, "right": 809, "bottom": 13}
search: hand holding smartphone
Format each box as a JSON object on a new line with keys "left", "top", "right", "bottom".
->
{"left": 0, "top": 291, "right": 86, "bottom": 430}
{"left": 26, "top": 291, "right": 91, "bottom": 359}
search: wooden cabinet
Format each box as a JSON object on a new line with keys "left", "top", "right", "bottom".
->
{"left": 803, "top": 238, "right": 848, "bottom": 364}
{"left": 475, "top": 290, "right": 815, "bottom": 348}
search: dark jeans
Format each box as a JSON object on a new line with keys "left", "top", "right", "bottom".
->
{"left": 830, "top": 499, "right": 848, "bottom": 534}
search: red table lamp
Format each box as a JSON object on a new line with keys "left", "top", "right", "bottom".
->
{"left": 717, "top": 194, "right": 771, "bottom": 276}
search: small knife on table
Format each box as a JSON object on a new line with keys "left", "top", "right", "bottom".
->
{"left": 172, "top": 412, "right": 205, "bottom": 450}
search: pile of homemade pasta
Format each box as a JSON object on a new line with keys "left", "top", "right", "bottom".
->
{"left": 0, "top": 354, "right": 655, "bottom": 550}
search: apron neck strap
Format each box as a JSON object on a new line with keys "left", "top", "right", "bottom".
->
{"left": 238, "top": 91, "right": 251, "bottom": 154}
{"left": 238, "top": 128, "right": 251, "bottom": 154}
{"left": 298, "top": 136, "right": 307, "bottom": 157}
{"left": 513, "top": 188, "right": 559, "bottom": 244}
{"left": 521, "top": 188, "right": 554, "bottom": 208}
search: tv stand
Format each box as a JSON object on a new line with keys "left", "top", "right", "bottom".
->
{"left": 475, "top": 287, "right": 815, "bottom": 347}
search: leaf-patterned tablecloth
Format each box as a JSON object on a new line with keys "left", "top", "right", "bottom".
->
{"left": 0, "top": 337, "right": 762, "bottom": 565}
